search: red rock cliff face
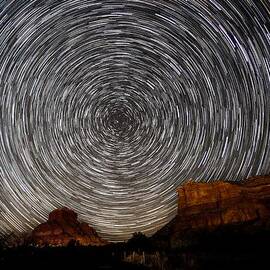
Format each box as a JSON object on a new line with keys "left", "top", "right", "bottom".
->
{"left": 176, "top": 175, "right": 270, "bottom": 229}
{"left": 31, "top": 207, "right": 107, "bottom": 247}
{"left": 152, "top": 175, "right": 270, "bottom": 248}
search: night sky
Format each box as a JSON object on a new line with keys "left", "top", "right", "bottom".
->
{"left": 0, "top": 0, "right": 270, "bottom": 241}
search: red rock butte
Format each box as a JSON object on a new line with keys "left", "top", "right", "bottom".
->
{"left": 176, "top": 175, "right": 270, "bottom": 229}
{"left": 152, "top": 175, "right": 270, "bottom": 249}
{"left": 31, "top": 207, "right": 107, "bottom": 247}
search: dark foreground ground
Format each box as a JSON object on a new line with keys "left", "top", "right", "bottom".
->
{"left": 1, "top": 229, "right": 270, "bottom": 270}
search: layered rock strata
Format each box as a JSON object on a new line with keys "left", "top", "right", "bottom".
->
{"left": 31, "top": 207, "right": 107, "bottom": 247}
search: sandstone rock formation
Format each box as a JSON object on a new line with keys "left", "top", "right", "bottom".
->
{"left": 31, "top": 207, "right": 107, "bottom": 247}
{"left": 152, "top": 175, "right": 270, "bottom": 248}
{"left": 176, "top": 175, "right": 270, "bottom": 229}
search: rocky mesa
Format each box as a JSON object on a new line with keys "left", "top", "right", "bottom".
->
{"left": 153, "top": 175, "right": 270, "bottom": 248}
{"left": 176, "top": 175, "right": 270, "bottom": 229}
{"left": 31, "top": 207, "right": 107, "bottom": 247}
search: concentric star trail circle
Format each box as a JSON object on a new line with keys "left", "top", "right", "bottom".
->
{"left": 0, "top": 0, "right": 270, "bottom": 241}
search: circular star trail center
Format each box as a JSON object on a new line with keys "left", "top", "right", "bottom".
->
{"left": 0, "top": 0, "right": 270, "bottom": 241}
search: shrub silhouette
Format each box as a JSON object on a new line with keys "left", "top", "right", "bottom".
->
{"left": 127, "top": 232, "right": 151, "bottom": 251}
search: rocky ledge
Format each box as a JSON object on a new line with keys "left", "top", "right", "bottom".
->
{"left": 176, "top": 175, "right": 270, "bottom": 229}
{"left": 153, "top": 175, "right": 270, "bottom": 248}
{"left": 31, "top": 207, "right": 107, "bottom": 247}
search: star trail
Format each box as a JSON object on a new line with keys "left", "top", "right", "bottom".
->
{"left": 0, "top": 0, "right": 270, "bottom": 241}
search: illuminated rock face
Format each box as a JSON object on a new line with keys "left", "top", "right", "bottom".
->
{"left": 152, "top": 175, "right": 270, "bottom": 248}
{"left": 31, "top": 207, "right": 107, "bottom": 247}
{"left": 176, "top": 175, "right": 270, "bottom": 229}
